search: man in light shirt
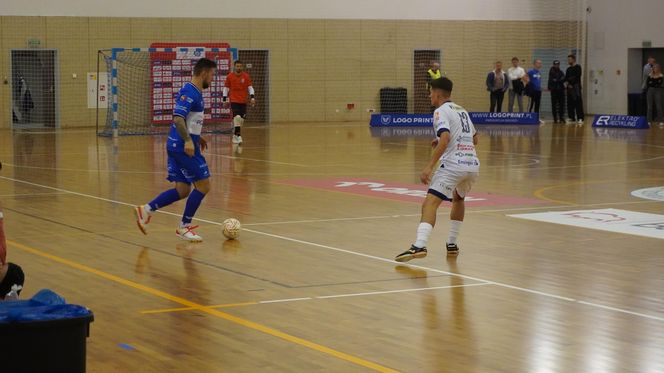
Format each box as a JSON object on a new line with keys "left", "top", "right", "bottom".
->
{"left": 507, "top": 57, "right": 526, "bottom": 112}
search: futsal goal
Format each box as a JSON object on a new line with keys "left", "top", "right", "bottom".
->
{"left": 97, "top": 45, "right": 238, "bottom": 137}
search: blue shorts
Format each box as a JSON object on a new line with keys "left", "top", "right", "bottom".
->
{"left": 167, "top": 151, "right": 210, "bottom": 184}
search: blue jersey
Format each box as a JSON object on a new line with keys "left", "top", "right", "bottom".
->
{"left": 167, "top": 82, "right": 204, "bottom": 153}
{"left": 528, "top": 69, "right": 542, "bottom": 92}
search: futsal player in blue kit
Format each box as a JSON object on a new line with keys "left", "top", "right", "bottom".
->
{"left": 134, "top": 58, "right": 217, "bottom": 242}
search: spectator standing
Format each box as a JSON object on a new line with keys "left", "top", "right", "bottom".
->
{"left": 565, "top": 54, "right": 584, "bottom": 124}
{"left": 527, "top": 59, "right": 544, "bottom": 123}
{"left": 642, "top": 56, "right": 656, "bottom": 91}
{"left": 486, "top": 61, "right": 509, "bottom": 113}
{"left": 507, "top": 57, "right": 527, "bottom": 112}
{"left": 646, "top": 63, "right": 664, "bottom": 126}
{"left": 642, "top": 56, "right": 656, "bottom": 117}
{"left": 548, "top": 60, "right": 566, "bottom": 123}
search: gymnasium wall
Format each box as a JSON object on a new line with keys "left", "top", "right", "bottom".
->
{"left": 1, "top": 0, "right": 583, "bottom": 21}
{"left": 0, "top": 16, "right": 582, "bottom": 128}
{"left": 586, "top": 0, "right": 664, "bottom": 115}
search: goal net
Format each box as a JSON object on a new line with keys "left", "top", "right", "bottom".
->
{"left": 98, "top": 46, "right": 238, "bottom": 137}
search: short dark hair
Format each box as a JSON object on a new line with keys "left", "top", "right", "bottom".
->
{"left": 568, "top": 54, "right": 577, "bottom": 61}
{"left": 193, "top": 58, "right": 217, "bottom": 76}
{"left": 430, "top": 77, "right": 453, "bottom": 94}
{"left": 512, "top": 57, "right": 519, "bottom": 62}
{"left": 234, "top": 60, "right": 244, "bottom": 66}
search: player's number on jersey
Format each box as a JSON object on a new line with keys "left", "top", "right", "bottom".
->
{"left": 458, "top": 112, "right": 471, "bottom": 133}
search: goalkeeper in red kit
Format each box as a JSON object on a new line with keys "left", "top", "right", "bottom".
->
{"left": 223, "top": 60, "right": 256, "bottom": 145}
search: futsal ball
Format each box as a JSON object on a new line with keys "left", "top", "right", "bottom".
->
{"left": 222, "top": 218, "right": 241, "bottom": 240}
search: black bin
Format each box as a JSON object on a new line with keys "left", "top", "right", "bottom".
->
{"left": 380, "top": 87, "right": 408, "bottom": 113}
{"left": 0, "top": 313, "right": 94, "bottom": 373}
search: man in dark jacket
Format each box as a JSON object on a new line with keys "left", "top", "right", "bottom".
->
{"left": 486, "top": 61, "right": 509, "bottom": 112}
{"left": 548, "top": 60, "right": 566, "bottom": 123}
{"left": 565, "top": 54, "right": 584, "bottom": 124}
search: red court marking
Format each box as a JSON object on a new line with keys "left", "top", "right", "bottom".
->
{"left": 281, "top": 178, "right": 545, "bottom": 207}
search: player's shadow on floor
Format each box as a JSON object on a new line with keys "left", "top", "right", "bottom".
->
{"left": 393, "top": 265, "right": 428, "bottom": 279}
{"left": 393, "top": 255, "right": 462, "bottom": 284}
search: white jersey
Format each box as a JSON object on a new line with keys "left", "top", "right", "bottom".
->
{"left": 433, "top": 102, "right": 480, "bottom": 172}
{"left": 508, "top": 66, "right": 526, "bottom": 81}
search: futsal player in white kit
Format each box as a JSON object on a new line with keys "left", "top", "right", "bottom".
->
{"left": 395, "top": 77, "right": 480, "bottom": 262}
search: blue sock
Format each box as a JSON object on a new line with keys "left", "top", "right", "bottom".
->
{"left": 181, "top": 189, "right": 206, "bottom": 225}
{"left": 148, "top": 188, "right": 182, "bottom": 211}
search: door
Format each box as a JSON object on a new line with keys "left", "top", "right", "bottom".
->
{"left": 413, "top": 49, "right": 441, "bottom": 114}
{"left": 11, "top": 49, "right": 59, "bottom": 129}
{"left": 238, "top": 50, "right": 270, "bottom": 122}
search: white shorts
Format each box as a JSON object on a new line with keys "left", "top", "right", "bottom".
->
{"left": 428, "top": 168, "right": 479, "bottom": 201}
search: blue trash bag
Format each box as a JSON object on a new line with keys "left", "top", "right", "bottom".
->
{"left": 0, "top": 289, "right": 91, "bottom": 323}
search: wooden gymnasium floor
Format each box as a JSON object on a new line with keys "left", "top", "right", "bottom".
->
{"left": 1, "top": 121, "right": 664, "bottom": 373}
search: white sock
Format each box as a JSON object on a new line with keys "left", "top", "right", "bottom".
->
{"left": 448, "top": 220, "right": 462, "bottom": 245}
{"left": 143, "top": 204, "right": 153, "bottom": 215}
{"left": 414, "top": 222, "right": 433, "bottom": 248}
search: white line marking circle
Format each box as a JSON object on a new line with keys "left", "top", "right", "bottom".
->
{"left": 631, "top": 186, "right": 664, "bottom": 201}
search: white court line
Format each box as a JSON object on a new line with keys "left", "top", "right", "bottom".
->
{"left": 1, "top": 175, "right": 660, "bottom": 227}
{"left": 243, "top": 199, "right": 662, "bottom": 227}
{"left": 385, "top": 142, "right": 664, "bottom": 170}
{"left": 2, "top": 175, "right": 664, "bottom": 323}
{"left": 205, "top": 153, "right": 312, "bottom": 168}
{"left": 509, "top": 155, "right": 664, "bottom": 171}
{"left": 3, "top": 157, "right": 310, "bottom": 173}
{"left": 255, "top": 283, "right": 490, "bottom": 305}
{"left": 0, "top": 176, "right": 138, "bottom": 208}
{"left": 237, "top": 229, "right": 578, "bottom": 302}
{"left": 259, "top": 297, "right": 312, "bottom": 304}
{"left": 314, "top": 283, "right": 490, "bottom": 300}
{"left": 1, "top": 163, "right": 422, "bottom": 176}
{"left": 244, "top": 215, "right": 403, "bottom": 227}
{"left": 2, "top": 163, "right": 163, "bottom": 174}
{"left": 234, "top": 230, "right": 664, "bottom": 321}
{"left": 0, "top": 192, "right": 67, "bottom": 198}
{"left": 576, "top": 301, "right": 664, "bottom": 321}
